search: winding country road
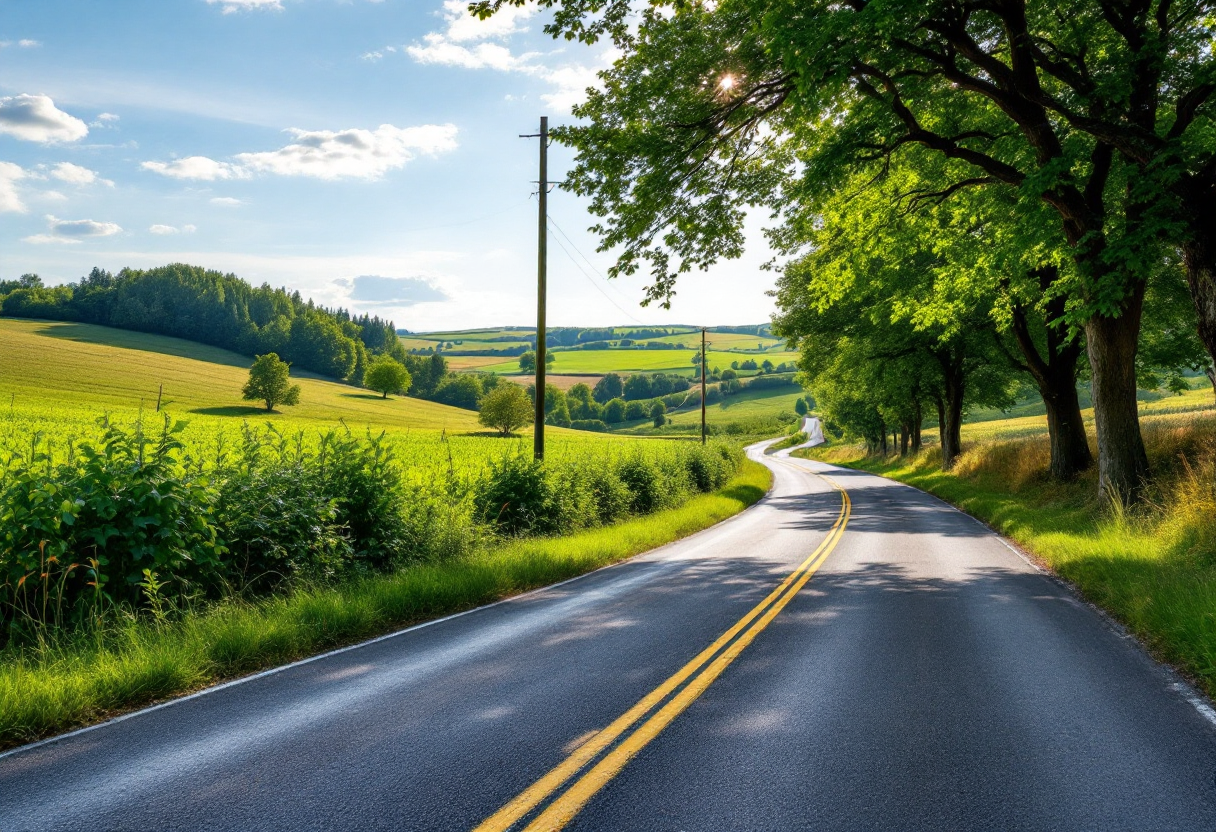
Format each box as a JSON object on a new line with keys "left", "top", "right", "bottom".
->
{"left": 4, "top": 443, "right": 1216, "bottom": 831}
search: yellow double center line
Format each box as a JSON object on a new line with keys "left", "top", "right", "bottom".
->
{"left": 474, "top": 465, "right": 851, "bottom": 832}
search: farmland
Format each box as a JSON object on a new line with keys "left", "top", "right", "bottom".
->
{"left": 469, "top": 348, "right": 800, "bottom": 376}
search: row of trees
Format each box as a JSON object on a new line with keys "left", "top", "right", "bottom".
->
{"left": 477, "top": 0, "right": 1216, "bottom": 501}
{"left": 0, "top": 265, "right": 404, "bottom": 383}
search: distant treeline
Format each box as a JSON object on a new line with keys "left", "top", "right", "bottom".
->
{"left": 0, "top": 266, "right": 405, "bottom": 382}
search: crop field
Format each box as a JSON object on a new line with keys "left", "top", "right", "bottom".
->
{"left": 472, "top": 347, "right": 801, "bottom": 376}
{"left": 634, "top": 332, "right": 786, "bottom": 351}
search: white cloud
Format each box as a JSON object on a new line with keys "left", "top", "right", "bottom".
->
{"left": 24, "top": 214, "right": 123, "bottom": 244}
{"left": 0, "top": 162, "right": 27, "bottom": 212}
{"left": 149, "top": 223, "right": 197, "bottom": 235}
{"left": 90, "top": 112, "right": 120, "bottom": 128}
{"left": 0, "top": 94, "right": 89, "bottom": 143}
{"left": 361, "top": 51, "right": 383, "bottom": 61}
{"left": 210, "top": 197, "right": 244, "bottom": 206}
{"left": 145, "top": 123, "right": 458, "bottom": 183}
{"left": 206, "top": 0, "right": 283, "bottom": 13}
{"left": 405, "top": 1, "right": 610, "bottom": 113}
{"left": 141, "top": 155, "right": 248, "bottom": 181}
{"left": 18, "top": 39, "right": 41, "bottom": 48}
{"left": 49, "top": 161, "right": 112, "bottom": 186}
{"left": 97, "top": 112, "right": 119, "bottom": 122}
{"left": 235, "top": 124, "right": 458, "bottom": 180}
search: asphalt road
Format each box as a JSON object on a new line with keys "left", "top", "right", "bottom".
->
{"left": 4, "top": 444, "right": 1216, "bottom": 831}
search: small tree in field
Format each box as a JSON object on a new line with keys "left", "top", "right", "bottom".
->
{"left": 243, "top": 353, "right": 300, "bottom": 413}
{"left": 363, "top": 355, "right": 412, "bottom": 399}
{"left": 479, "top": 384, "right": 533, "bottom": 437}
{"left": 795, "top": 397, "right": 809, "bottom": 417}
{"left": 650, "top": 400, "right": 667, "bottom": 428}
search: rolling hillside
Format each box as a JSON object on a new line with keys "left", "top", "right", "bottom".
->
{"left": 0, "top": 318, "right": 482, "bottom": 435}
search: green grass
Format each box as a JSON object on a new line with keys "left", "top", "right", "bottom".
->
{"left": 473, "top": 348, "right": 801, "bottom": 376}
{"left": 631, "top": 332, "right": 785, "bottom": 351}
{"left": 0, "top": 459, "right": 771, "bottom": 748}
{"left": 801, "top": 411, "right": 1216, "bottom": 696}
{"left": 665, "top": 386, "right": 804, "bottom": 427}
{"left": 0, "top": 318, "right": 484, "bottom": 435}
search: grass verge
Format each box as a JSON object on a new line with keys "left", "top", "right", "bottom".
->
{"left": 0, "top": 459, "right": 771, "bottom": 750}
{"left": 799, "top": 415, "right": 1216, "bottom": 697}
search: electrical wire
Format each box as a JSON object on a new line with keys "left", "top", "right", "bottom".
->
{"left": 546, "top": 218, "right": 650, "bottom": 325}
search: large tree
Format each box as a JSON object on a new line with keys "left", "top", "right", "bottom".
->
{"left": 242, "top": 354, "right": 301, "bottom": 413}
{"left": 475, "top": 0, "right": 1215, "bottom": 501}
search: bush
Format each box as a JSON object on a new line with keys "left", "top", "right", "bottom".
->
{"left": 617, "top": 456, "right": 664, "bottom": 514}
{"left": 476, "top": 453, "right": 553, "bottom": 535}
{"left": 624, "top": 401, "right": 649, "bottom": 420}
{"left": 602, "top": 399, "right": 627, "bottom": 423}
{"left": 570, "top": 419, "right": 609, "bottom": 432}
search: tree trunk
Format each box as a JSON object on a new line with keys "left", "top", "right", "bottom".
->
{"left": 934, "top": 393, "right": 945, "bottom": 453}
{"left": 1007, "top": 271, "right": 1093, "bottom": 479}
{"left": 1042, "top": 383, "right": 1091, "bottom": 481}
{"left": 1207, "top": 365, "right": 1216, "bottom": 404}
{"left": 382, "top": 390, "right": 388, "bottom": 399}
{"left": 880, "top": 418, "right": 888, "bottom": 455}
{"left": 911, "top": 400, "right": 923, "bottom": 453}
{"left": 1182, "top": 179, "right": 1216, "bottom": 378}
{"left": 899, "top": 424, "right": 909, "bottom": 456}
{"left": 942, "top": 373, "right": 964, "bottom": 470}
{"left": 1084, "top": 289, "right": 1150, "bottom": 503}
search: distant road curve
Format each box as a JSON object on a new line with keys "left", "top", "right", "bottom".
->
{"left": 3, "top": 442, "right": 1216, "bottom": 831}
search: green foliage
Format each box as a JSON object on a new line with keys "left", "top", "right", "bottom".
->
{"left": 650, "top": 400, "right": 667, "bottom": 427}
{"left": 478, "top": 384, "right": 534, "bottom": 436}
{"left": 602, "top": 398, "right": 627, "bottom": 423}
{"left": 0, "top": 264, "right": 395, "bottom": 382}
{"left": 593, "top": 373, "right": 624, "bottom": 403}
{"left": 363, "top": 355, "right": 412, "bottom": 399}
{"left": 242, "top": 354, "right": 301, "bottom": 413}
{"left": 519, "top": 350, "right": 556, "bottom": 373}
{"left": 794, "top": 397, "right": 808, "bottom": 416}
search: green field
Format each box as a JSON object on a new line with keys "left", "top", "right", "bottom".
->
{"left": 472, "top": 348, "right": 800, "bottom": 376}
{"left": 665, "top": 386, "right": 805, "bottom": 427}
{"left": 634, "top": 332, "right": 785, "bottom": 351}
{"left": 0, "top": 319, "right": 484, "bottom": 436}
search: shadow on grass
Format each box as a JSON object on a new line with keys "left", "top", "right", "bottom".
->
{"left": 190, "top": 406, "right": 272, "bottom": 417}
{"left": 340, "top": 393, "right": 392, "bottom": 401}
{"left": 32, "top": 322, "right": 252, "bottom": 367}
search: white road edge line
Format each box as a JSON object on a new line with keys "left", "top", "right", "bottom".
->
{"left": 1, "top": 439, "right": 786, "bottom": 763}
{"left": 780, "top": 451, "right": 1216, "bottom": 734}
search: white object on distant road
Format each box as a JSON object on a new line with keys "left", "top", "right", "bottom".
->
{"left": 790, "top": 416, "right": 825, "bottom": 450}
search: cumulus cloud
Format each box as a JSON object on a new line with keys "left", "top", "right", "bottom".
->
{"left": 206, "top": 0, "right": 283, "bottom": 12}
{"left": 24, "top": 214, "right": 123, "bottom": 244}
{"left": 141, "top": 155, "right": 248, "bottom": 181}
{"left": 340, "top": 275, "right": 449, "bottom": 306}
{"left": 0, "top": 94, "right": 89, "bottom": 143}
{"left": 210, "top": 197, "right": 244, "bottom": 206}
{"left": 144, "top": 123, "right": 458, "bottom": 183}
{"left": 149, "top": 223, "right": 196, "bottom": 235}
{"left": 50, "top": 161, "right": 112, "bottom": 186}
{"left": 406, "top": 1, "right": 608, "bottom": 112}
{"left": 236, "top": 124, "right": 458, "bottom": 180}
{"left": 0, "top": 162, "right": 27, "bottom": 213}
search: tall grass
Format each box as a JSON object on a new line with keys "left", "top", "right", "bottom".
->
{"left": 804, "top": 412, "right": 1216, "bottom": 694}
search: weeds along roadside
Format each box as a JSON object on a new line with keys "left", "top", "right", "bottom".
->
{"left": 799, "top": 412, "right": 1216, "bottom": 696}
{"left": 0, "top": 413, "right": 750, "bottom": 638}
{"left": 0, "top": 435, "right": 770, "bottom": 748}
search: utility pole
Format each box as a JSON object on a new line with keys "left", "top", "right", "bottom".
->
{"left": 521, "top": 116, "right": 549, "bottom": 460}
{"left": 700, "top": 327, "right": 707, "bottom": 445}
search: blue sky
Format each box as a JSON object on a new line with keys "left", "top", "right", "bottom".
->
{"left": 0, "top": 0, "right": 776, "bottom": 331}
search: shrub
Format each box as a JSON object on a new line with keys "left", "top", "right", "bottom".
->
{"left": 479, "top": 384, "right": 533, "bottom": 436}
{"left": 602, "top": 399, "right": 627, "bottom": 423}
{"left": 624, "top": 401, "right": 648, "bottom": 421}
{"left": 571, "top": 419, "right": 609, "bottom": 432}
{"left": 476, "top": 453, "right": 553, "bottom": 535}
{"left": 617, "top": 456, "right": 664, "bottom": 514}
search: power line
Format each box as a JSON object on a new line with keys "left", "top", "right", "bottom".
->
{"left": 545, "top": 214, "right": 643, "bottom": 310}
{"left": 546, "top": 218, "right": 649, "bottom": 325}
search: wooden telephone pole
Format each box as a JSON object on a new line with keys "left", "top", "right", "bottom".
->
{"left": 701, "top": 328, "right": 707, "bottom": 445}
{"left": 521, "top": 117, "right": 549, "bottom": 461}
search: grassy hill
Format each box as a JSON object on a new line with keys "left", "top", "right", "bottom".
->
{"left": 0, "top": 318, "right": 482, "bottom": 436}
